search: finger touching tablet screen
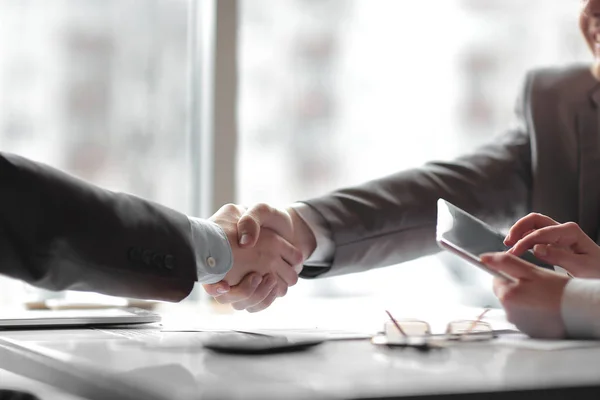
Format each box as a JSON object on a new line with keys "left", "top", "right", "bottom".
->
{"left": 436, "top": 199, "right": 554, "bottom": 283}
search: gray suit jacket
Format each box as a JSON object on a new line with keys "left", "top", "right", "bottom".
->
{"left": 0, "top": 153, "right": 197, "bottom": 301}
{"left": 301, "top": 65, "right": 600, "bottom": 278}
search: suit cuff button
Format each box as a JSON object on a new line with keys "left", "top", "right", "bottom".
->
{"left": 164, "top": 255, "right": 175, "bottom": 270}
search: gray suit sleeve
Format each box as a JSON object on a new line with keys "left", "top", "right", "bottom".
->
{"left": 0, "top": 152, "right": 200, "bottom": 301}
{"left": 300, "top": 75, "right": 534, "bottom": 279}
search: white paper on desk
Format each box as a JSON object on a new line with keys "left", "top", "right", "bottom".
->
{"left": 159, "top": 327, "right": 373, "bottom": 342}
{"left": 234, "top": 328, "right": 373, "bottom": 341}
{"left": 493, "top": 333, "right": 600, "bottom": 350}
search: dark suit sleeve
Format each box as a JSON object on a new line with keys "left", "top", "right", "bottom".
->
{"left": 301, "top": 73, "right": 535, "bottom": 278}
{"left": 0, "top": 153, "right": 197, "bottom": 301}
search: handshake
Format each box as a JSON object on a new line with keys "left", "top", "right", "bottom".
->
{"left": 203, "top": 203, "right": 317, "bottom": 312}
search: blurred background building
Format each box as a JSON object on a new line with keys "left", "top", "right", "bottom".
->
{"left": 0, "top": 0, "right": 591, "bottom": 311}
{"left": 237, "top": 0, "right": 589, "bottom": 307}
{"left": 0, "top": 0, "right": 190, "bottom": 209}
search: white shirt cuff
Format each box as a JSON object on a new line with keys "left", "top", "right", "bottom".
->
{"left": 290, "top": 202, "right": 334, "bottom": 266}
{"left": 187, "top": 217, "right": 233, "bottom": 284}
{"left": 561, "top": 278, "right": 600, "bottom": 339}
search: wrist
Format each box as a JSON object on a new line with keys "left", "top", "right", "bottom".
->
{"left": 287, "top": 206, "right": 317, "bottom": 261}
{"left": 187, "top": 217, "right": 233, "bottom": 284}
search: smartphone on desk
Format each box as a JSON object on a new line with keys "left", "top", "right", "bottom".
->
{"left": 436, "top": 199, "right": 555, "bottom": 283}
{"left": 203, "top": 332, "right": 323, "bottom": 355}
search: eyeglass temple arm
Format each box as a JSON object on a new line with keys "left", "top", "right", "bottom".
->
{"left": 465, "top": 308, "right": 491, "bottom": 334}
{"left": 385, "top": 310, "right": 408, "bottom": 337}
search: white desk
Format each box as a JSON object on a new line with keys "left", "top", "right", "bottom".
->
{"left": 0, "top": 367, "right": 87, "bottom": 400}
{"left": 1, "top": 324, "right": 600, "bottom": 400}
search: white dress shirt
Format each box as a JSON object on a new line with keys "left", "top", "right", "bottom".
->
{"left": 187, "top": 217, "right": 233, "bottom": 284}
{"left": 291, "top": 203, "right": 335, "bottom": 265}
{"left": 562, "top": 279, "right": 600, "bottom": 339}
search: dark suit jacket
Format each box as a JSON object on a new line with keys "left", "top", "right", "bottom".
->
{"left": 301, "top": 65, "right": 600, "bottom": 278}
{"left": 0, "top": 153, "right": 196, "bottom": 301}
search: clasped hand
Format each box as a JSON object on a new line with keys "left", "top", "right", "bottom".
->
{"left": 204, "top": 203, "right": 315, "bottom": 312}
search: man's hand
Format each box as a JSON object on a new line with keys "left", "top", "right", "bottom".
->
{"left": 237, "top": 205, "right": 317, "bottom": 261}
{"left": 204, "top": 272, "right": 282, "bottom": 313}
{"left": 204, "top": 203, "right": 316, "bottom": 312}
{"left": 205, "top": 204, "right": 303, "bottom": 311}
{"left": 481, "top": 252, "right": 570, "bottom": 339}
{"left": 505, "top": 213, "right": 600, "bottom": 278}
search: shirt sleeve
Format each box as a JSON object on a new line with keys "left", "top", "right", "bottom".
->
{"left": 187, "top": 217, "right": 234, "bottom": 284}
{"left": 561, "top": 278, "right": 600, "bottom": 339}
{"left": 290, "top": 202, "right": 334, "bottom": 266}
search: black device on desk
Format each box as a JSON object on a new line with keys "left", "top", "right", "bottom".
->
{"left": 436, "top": 199, "right": 555, "bottom": 283}
{"left": 203, "top": 332, "right": 324, "bottom": 355}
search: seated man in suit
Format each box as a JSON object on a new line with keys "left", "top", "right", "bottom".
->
{"left": 0, "top": 152, "right": 301, "bottom": 304}
{"left": 205, "top": 0, "right": 600, "bottom": 312}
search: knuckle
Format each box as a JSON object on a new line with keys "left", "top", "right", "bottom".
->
{"left": 223, "top": 203, "right": 238, "bottom": 212}
{"left": 564, "top": 221, "right": 580, "bottom": 232}
{"left": 237, "top": 290, "right": 256, "bottom": 301}
{"left": 278, "top": 285, "right": 288, "bottom": 297}
{"left": 249, "top": 297, "right": 275, "bottom": 313}
{"left": 264, "top": 292, "right": 278, "bottom": 306}
{"left": 232, "top": 302, "right": 248, "bottom": 311}
{"left": 292, "top": 249, "right": 303, "bottom": 264}
{"left": 239, "top": 213, "right": 259, "bottom": 227}
{"left": 213, "top": 295, "right": 233, "bottom": 304}
{"left": 253, "top": 202, "right": 272, "bottom": 215}
{"left": 528, "top": 231, "right": 544, "bottom": 242}
{"left": 237, "top": 285, "right": 254, "bottom": 297}
{"left": 253, "top": 286, "right": 271, "bottom": 300}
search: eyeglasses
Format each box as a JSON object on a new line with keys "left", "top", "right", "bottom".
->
{"left": 371, "top": 309, "right": 494, "bottom": 349}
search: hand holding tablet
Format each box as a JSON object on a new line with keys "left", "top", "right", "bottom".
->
{"left": 436, "top": 199, "right": 555, "bottom": 283}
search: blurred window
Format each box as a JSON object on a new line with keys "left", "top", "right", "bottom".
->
{"left": 0, "top": 0, "right": 592, "bottom": 311}
{"left": 0, "top": 0, "right": 193, "bottom": 306}
{"left": 237, "top": 0, "right": 590, "bottom": 307}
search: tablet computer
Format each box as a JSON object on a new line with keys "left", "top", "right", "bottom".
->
{"left": 0, "top": 307, "right": 160, "bottom": 328}
{"left": 436, "top": 199, "right": 554, "bottom": 283}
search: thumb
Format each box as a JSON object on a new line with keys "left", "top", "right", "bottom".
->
{"left": 237, "top": 212, "right": 261, "bottom": 248}
{"left": 203, "top": 281, "right": 231, "bottom": 296}
{"left": 237, "top": 203, "right": 294, "bottom": 247}
{"left": 480, "top": 252, "right": 536, "bottom": 280}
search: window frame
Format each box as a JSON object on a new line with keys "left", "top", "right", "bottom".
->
{"left": 188, "top": 0, "right": 238, "bottom": 219}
